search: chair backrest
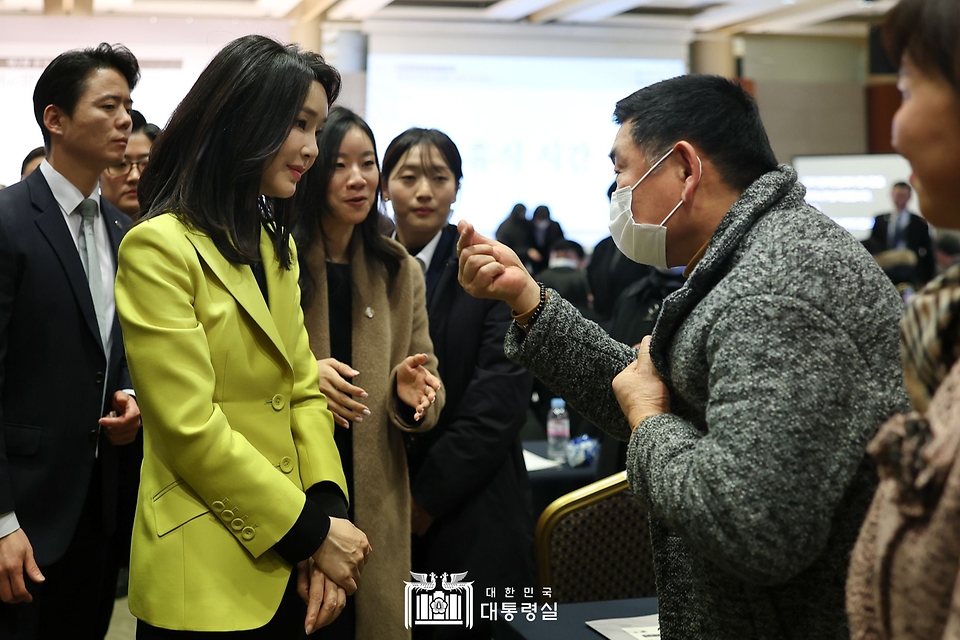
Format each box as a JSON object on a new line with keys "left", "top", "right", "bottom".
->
{"left": 535, "top": 471, "right": 656, "bottom": 604}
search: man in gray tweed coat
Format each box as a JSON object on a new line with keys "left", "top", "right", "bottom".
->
{"left": 456, "top": 75, "right": 907, "bottom": 639}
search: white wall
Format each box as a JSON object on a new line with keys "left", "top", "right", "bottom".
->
{"left": 364, "top": 19, "right": 691, "bottom": 60}
{"left": 0, "top": 15, "right": 289, "bottom": 185}
{"left": 356, "top": 19, "right": 692, "bottom": 247}
{"left": 742, "top": 35, "right": 869, "bottom": 163}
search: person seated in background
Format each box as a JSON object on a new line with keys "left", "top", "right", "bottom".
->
{"left": 528, "top": 205, "right": 563, "bottom": 274}
{"left": 866, "top": 181, "right": 936, "bottom": 288}
{"left": 100, "top": 110, "right": 159, "bottom": 220}
{"left": 496, "top": 203, "right": 537, "bottom": 270}
{"left": 383, "top": 127, "right": 534, "bottom": 640}
{"left": 533, "top": 239, "right": 599, "bottom": 439}
{"left": 587, "top": 183, "right": 651, "bottom": 324}
{"left": 456, "top": 73, "right": 906, "bottom": 639}
{"left": 20, "top": 147, "right": 44, "bottom": 180}
{"left": 845, "top": 1, "right": 960, "bottom": 638}
{"left": 536, "top": 239, "right": 591, "bottom": 317}
{"left": 935, "top": 232, "right": 960, "bottom": 274}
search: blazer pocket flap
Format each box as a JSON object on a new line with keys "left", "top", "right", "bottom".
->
{"left": 153, "top": 480, "right": 211, "bottom": 537}
{"left": 3, "top": 423, "right": 41, "bottom": 456}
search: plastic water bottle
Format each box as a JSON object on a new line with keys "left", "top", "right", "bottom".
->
{"left": 547, "top": 398, "right": 570, "bottom": 462}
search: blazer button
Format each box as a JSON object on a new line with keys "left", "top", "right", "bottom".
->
{"left": 231, "top": 518, "right": 244, "bottom": 531}
{"left": 221, "top": 509, "right": 234, "bottom": 521}
{"left": 271, "top": 394, "right": 284, "bottom": 411}
{"left": 241, "top": 526, "right": 256, "bottom": 540}
{"left": 212, "top": 501, "right": 225, "bottom": 512}
{"left": 279, "top": 457, "right": 294, "bottom": 473}
{"left": 88, "top": 429, "right": 99, "bottom": 443}
{"left": 95, "top": 371, "right": 104, "bottom": 385}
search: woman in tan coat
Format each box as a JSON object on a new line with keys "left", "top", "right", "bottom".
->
{"left": 846, "top": 1, "right": 960, "bottom": 638}
{"left": 293, "top": 106, "right": 445, "bottom": 639}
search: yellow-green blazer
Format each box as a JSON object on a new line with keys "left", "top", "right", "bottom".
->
{"left": 115, "top": 213, "right": 346, "bottom": 631}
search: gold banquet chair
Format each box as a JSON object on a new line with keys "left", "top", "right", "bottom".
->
{"left": 535, "top": 471, "right": 657, "bottom": 604}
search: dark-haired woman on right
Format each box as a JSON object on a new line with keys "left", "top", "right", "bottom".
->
{"left": 846, "top": 1, "right": 960, "bottom": 638}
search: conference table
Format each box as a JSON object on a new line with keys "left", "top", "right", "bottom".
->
{"left": 523, "top": 440, "right": 599, "bottom": 522}
{"left": 495, "top": 597, "right": 658, "bottom": 640}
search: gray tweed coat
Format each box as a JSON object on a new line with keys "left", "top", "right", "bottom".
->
{"left": 506, "top": 166, "right": 908, "bottom": 639}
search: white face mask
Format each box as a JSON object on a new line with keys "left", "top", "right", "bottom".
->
{"left": 608, "top": 149, "right": 702, "bottom": 268}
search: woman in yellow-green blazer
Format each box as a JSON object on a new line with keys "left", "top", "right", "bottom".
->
{"left": 114, "top": 37, "right": 370, "bottom": 638}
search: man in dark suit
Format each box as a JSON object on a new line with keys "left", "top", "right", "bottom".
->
{"left": 401, "top": 223, "right": 536, "bottom": 639}
{"left": 0, "top": 43, "right": 142, "bottom": 639}
{"left": 866, "top": 181, "right": 936, "bottom": 286}
{"left": 387, "top": 140, "right": 535, "bottom": 638}
{"left": 587, "top": 185, "right": 650, "bottom": 324}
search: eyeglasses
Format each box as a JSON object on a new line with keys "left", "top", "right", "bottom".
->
{"left": 105, "top": 159, "right": 149, "bottom": 177}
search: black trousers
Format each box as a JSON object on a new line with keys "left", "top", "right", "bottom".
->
{"left": 137, "top": 570, "right": 306, "bottom": 639}
{"left": 0, "top": 461, "right": 120, "bottom": 640}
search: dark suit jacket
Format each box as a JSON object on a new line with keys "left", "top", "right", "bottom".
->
{"left": 537, "top": 266, "right": 592, "bottom": 317}
{"left": 407, "top": 225, "right": 535, "bottom": 590}
{"left": 0, "top": 169, "right": 137, "bottom": 566}
{"left": 586, "top": 236, "right": 651, "bottom": 322}
{"left": 867, "top": 211, "right": 936, "bottom": 285}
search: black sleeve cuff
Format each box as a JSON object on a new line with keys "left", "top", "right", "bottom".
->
{"left": 272, "top": 482, "right": 347, "bottom": 565}
{"left": 307, "top": 481, "right": 349, "bottom": 520}
{"left": 393, "top": 386, "right": 418, "bottom": 425}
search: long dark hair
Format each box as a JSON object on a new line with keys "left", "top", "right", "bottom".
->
{"left": 294, "top": 106, "right": 404, "bottom": 306}
{"left": 138, "top": 35, "right": 340, "bottom": 269}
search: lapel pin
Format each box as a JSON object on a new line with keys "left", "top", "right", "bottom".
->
{"left": 364, "top": 307, "right": 374, "bottom": 319}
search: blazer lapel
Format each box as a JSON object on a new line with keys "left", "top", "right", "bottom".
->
{"left": 426, "top": 225, "right": 458, "bottom": 314}
{"left": 186, "top": 228, "right": 292, "bottom": 370}
{"left": 30, "top": 173, "right": 104, "bottom": 353}
{"left": 101, "top": 201, "right": 127, "bottom": 255}
{"left": 428, "top": 262, "right": 456, "bottom": 318}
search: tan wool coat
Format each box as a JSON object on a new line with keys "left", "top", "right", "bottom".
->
{"left": 302, "top": 233, "right": 444, "bottom": 639}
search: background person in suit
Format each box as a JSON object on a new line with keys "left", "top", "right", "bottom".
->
{"left": 528, "top": 205, "right": 564, "bottom": 274}
{"left": 586, "top": 183, "right": 651, "bottom": 324}
{"left": 536, "top": 239, "right": 592, "bottom": 317}
{"left": 100, "top": 110, "right": 159, "bottom": 220}
{"left": 866, "top": 181, "right": 936, "bottom": 287}
{"left": 116, "top": 36, "right": 370, "bottom": 638}
{"left": 0, "top": 43, "right": 143, "bottom": 639}
{"left": 383, "top": 127, "right": 535, "bottom": 640}
{"left": 496, "top": 203, "right": 536, "bottom": 271}
{"left": 19, "top": 147, "right": 44, "bottom": 181}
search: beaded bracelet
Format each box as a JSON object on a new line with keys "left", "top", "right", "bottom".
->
{"left": 515, "top": 282, "right": 547, "bottom": 331}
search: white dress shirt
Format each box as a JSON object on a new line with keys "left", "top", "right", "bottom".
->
{"left": 398, "top": 228, "right": 444, "bottom": 272}
{"left": 0, "top": 161, "right": 118, "bottom": 540}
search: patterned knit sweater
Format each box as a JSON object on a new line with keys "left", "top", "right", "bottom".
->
{"left": 505, "top": 165, "right": 908, "bottom": 639}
